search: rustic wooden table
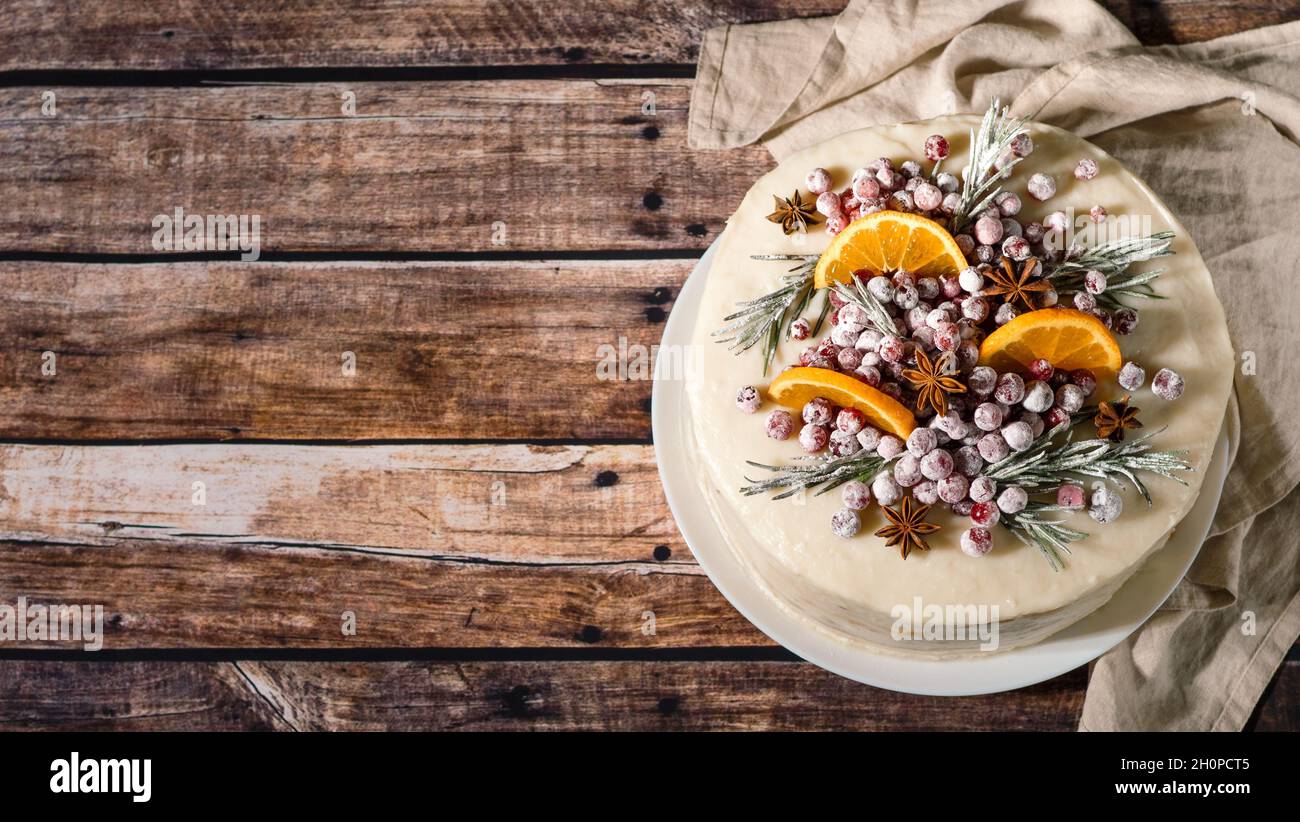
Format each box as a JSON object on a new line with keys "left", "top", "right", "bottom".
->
{"left": 0, "top": 1, "right": 1295, "bottom": 731}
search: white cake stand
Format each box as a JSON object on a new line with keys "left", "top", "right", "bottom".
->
{"left": 652, "top": 240, "right": 1230, "bottom": 696}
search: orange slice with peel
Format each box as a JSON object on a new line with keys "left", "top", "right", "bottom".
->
{"left": 768, "top": 367, "right": 916, "bottom": 439}
{"left": 978, "top": 308, "right": 1122, "bottom": 379}
{"left": 813, "top": 210, "right": 967, "bottom": 288}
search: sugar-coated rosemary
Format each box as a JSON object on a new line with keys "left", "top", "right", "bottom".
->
{"left": 1046, "top": 231, "right": 1175, "bottom": 309}
{"left": 1002, "top": 502, "right": 1089, "bottom": 571}
{"left": 713, "top": 255, "right": 823, "bottom": 375}
{"left": 830, "top": 274, "right": 897, "bottom": 337}
{"left": 741, "top": 450, "right": 894, "bottom": 501}
{"left": 984, "top": 424, "right": 1191, "bottom": 504}
{"left": 952, "top": 100, "right": 1029, "bottom": 232}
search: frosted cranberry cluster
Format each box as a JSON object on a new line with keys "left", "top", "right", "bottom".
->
{"left": 730, "top": 130, "right": 1188, "bottom": 558}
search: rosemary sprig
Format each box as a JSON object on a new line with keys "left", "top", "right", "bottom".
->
{"left": 952, "top": 100, "right": 1028, "bottom": 232}
{"left": 712, "top": 255, "right": 820, "bottom": 375}
{"left": 830, "top": 273, "right": 896, "bottom": 337}
{"left": 1047, "top": 231, "right": 1174, "bottom": 277}
{"left": 1002, "top": 502, "right": 1089, "bottom": 571}
{"left": 984, "top": 425, "right": 1191, "bottom": 504}
{"left": 740, "top": 450, "right": 894, "bottom": 501}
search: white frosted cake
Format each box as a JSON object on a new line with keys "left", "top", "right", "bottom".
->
{"left": 685, "top": 110, "right": 1233, "bottom": 655}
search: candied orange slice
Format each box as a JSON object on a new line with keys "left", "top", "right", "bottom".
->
{"left": 813, "top": 210, "right": 967, "bottom": 288}
{"left": 768, "top": 367, "right": 916, "bottom": 439}
{"left": 978, "top": 308, "right": 1122, "bottom": 378}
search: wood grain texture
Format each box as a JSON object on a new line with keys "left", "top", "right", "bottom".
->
{"left": 0, "top": 0, "right": 1288, "bottom": 74}
{"left": 0, "top": 1, "right": 849, "bottom": 70}
{"left": 0, "top": 659, "right": 1294, "bottom": 730}
{"left": 0, "top": 260, "right": 683, "bottom": 440}
{"left": 0, "top": 81, "right": 767, "bottom": 254}
{"left": 0, "top": 442, "right": 762, "bottom": 649}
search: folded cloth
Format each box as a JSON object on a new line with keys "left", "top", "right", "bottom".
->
{"left": 689, "top": 0, "right": 1300, "bottom": 730}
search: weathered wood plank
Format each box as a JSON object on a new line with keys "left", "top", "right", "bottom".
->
{"left": 0, "top": 260, "right": 681, "bottom": 440}
{"left": 0, "top": 442, "right": 753, "bottom": 648}
{"left": 0, "top": 659, "right": 1083, "bottom": 731}
{"left": 0, "top": 81, "right": 766, "bottom": 254}
{"left": 0, "top": 536, "right": 753, "bottom": 649}
{"left": 0, "top": 444, "right": 677, "bottom": 564}
{"left": 0, "top": 1, "right": 848, "bottom": 70}
{"left": 0, "top": 659, "right": 1294, "bottom": 731}
{"left": 0, "top": 0, "right": 1282, "bottom": 75}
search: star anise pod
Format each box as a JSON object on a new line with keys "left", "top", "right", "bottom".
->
{"left": 901, "top": 349, "right": 966, "bottom": 417}
{"left": 982, "top": 256, "right": 1052, "bottom": 312}
{"left": 765, "top": 190, "right": 822, "bottom": 235}
{"left": 1094, "top": 395, "right": 1143, "bottom": 442}
{"left": 875, "top": 496, "right": 941, "bottom": 560}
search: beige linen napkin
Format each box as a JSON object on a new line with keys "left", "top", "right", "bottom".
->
{"left": 690, "top": 0, "right": 1300, "bottom": 730}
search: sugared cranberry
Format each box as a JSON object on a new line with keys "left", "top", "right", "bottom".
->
{"left": 1070, "top": 368, "right": 1097, "bottom": 396}
{"left": 977, "top": 432, "right": 1010, "bottom": 463}
{"left": 1043, "top": 405, "right": 1071, "bottom": 429}
{"left": 830, "top": 508, "right": 861, "bottom": 538}
{"left": 1057, "top": 484, "right": 1085, "bottom": 509}
{"left": 894, "top": 454, "right": 923, "bottom": 487}
{"left": 829, "top": 429, "right": 861, "bottom": 457}
{"left": 960, "top": 527, "right": 993, "bottom": 557}
{"left": 973, "top": 402, "right": 1004, "bottom": 432}
{"left": 994, "top": 372, "right": 1026, "bottom": 405}
{"left": 876, "top": 434, "right": 905, "bottom": 460}
{"left": 842, "top": 480, "right": 872, "bottom": 510}
{"left": 836, "top": 408, "right": 867, "bottom": 435}
{"left": 856, "top": 426, "right": 882, "bottom": 452}
{"left": 799, "top": 423, "right": 829, "bottom": 453}
{"left": 924, "top": 134, "right": 950, "bottom": 161}
{"left": 970, "top": 501, "right": 1001, "bottom": 527}
{"left": 1001, "top": 421, "right": 1034, "bottom": 452}
{"left": 1084, "top": 269, "right": 1108, "bottom": 295}
{"left": 806, "top": 168, "right": 833, "bottom": 195}
{"left": 969, "top": 475, "right": 997, "bottom": 503}
{"left": 914, "top": 182, "right": 943, "bottom": 212}
{"left": 1009, "top": 133, "right": 1033, "bottom": 157}
{"left": 913, "top": 480, "right": 939, "bottom": 505}
{"left": 872, "top": 472, "right": 902, "bottom": 506}
{"left": 1002, "top": 236, "right": 1031, "bottom": 261}
{"left": 1027, "top": 173, "right": 1056, "bottom": 201}
{"left": 953, "top": 446, "right": 984, "bottom": 477}
{"left": 802, "top": 397, "right": 834, "bottom": 425}
{"left": 920, "top": 449, "right": 954, "bottom": 480}
{"left": 1056, "top": 384, "right": 1086, "bottom": 413}
{"left": 997, "top": 485, "right": 1028, "bottom": 514}
{"left": 1090, "top": 205, "right": 1107, "bottom": 223}
{"left": 854, "top": 364, "right": 882, "bottom": 387}
{"left": 1027, "top": 358, "right": 1054, "bottom": 382}
{"left": 1152, "top": 368, "right": 1185, "bottom": 401}
{"left": 765, "top": 410, "right": 794, "bottom": 440}
{"left": 1113, "top": 308, "right": 1139, "bottom": 335}
{"left": 1089, "top": 486, "right": 1123, "bottom": 523}
{"left": 815, "top": 191, "right": 842, "bottom": 217}
{"left": 790, "top": 318, "right": 811, "bottom": 340}
{"left": 974, "top": 215, "right": 1003, "bottom": 246}
{"left": 995, "top": 191, "right": 1022, "bottom": 217}
{"left": 994, "top": 302, "right": 1019, "bottom": 325}
{"left": 937, "top": 472, "right": 969, "bottom": 504}
{"left": 967, "top": 366, "right": 998, "bottom": 396}
{"left": 736, "top": 386, "right": 761, "bottom": 414}
{"left": 1073, "top": 291, "right": 1097, "bottom": 312}
{"left": 1118, "top": 361, "right": 1146, "bottom": 391}
{"left": 1074, "top": 158, "right": 1100, "bottom": 181}
{"left": 1022, "top": 380, "right": 1054, "bottom": 413}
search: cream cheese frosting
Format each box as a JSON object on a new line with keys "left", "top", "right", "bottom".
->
{"left": 685, "top": 116, "right": 1234, "bottom": 654}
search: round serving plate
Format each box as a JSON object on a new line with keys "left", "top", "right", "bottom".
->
{"left": 652, "top": 239, "right": 1230, "bottom": 696}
